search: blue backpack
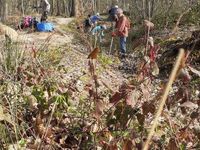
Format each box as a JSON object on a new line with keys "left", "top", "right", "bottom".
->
{"left": 37, "top": 22, "right": 54, "bottom": 32}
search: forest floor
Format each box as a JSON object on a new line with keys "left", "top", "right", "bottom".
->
{"left": 1, "top": 17, "right": 200, "bottom": 149}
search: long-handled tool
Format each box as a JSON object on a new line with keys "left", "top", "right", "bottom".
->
{"left": 109, "top": 23, "right": 115, "bottom": 55}
{"left": 109, "top": 37, "right": 114, "bottom": 55}
{"left": 94, "top": 34, "right": 98, "bottom": 48}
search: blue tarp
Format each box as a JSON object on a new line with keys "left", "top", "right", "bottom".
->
{"left": 37, "top": 22, "right": 54, "bottom": 32}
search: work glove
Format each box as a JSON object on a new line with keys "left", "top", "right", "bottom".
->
{"left": 111, "top": 32, "right": 116, "bottom": 37}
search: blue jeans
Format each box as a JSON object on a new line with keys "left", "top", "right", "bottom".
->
{"left": 119, "top": 37, "right": 126, "bottom": 54}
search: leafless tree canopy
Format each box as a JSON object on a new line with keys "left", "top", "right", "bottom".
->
{"left": 0, "top": 0, "right": 199, "bottom": 21}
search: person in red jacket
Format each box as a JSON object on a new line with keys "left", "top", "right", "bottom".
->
{"left": 112, "top": 8, "right": 130, "bottom": 58}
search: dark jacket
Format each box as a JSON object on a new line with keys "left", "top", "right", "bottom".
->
{"left": 109, "top": 7, "right": 118, "bottom": 15}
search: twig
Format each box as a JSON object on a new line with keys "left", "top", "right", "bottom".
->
{"left": 86, "top": 99, "right": 122, "bottom": 130}
{"left": 37, "top": 101, "right": 57, "bottom": 150}
{"left": 109, "top": 37, "right": 114, "bottom": 55}
{"left": 145, "top": 1, "right": 151, "bottom": 55}
{"left": 94, "top": 34, "right": 97, "bottom": 48}
{"left": 109, "top": 23, "right": 115, "bottom": 55}
{"left": 171, "top": 8, "right": 191, "bottom": 34}
{"left": 143, "top": 49, "right": 185, "bottom": 150}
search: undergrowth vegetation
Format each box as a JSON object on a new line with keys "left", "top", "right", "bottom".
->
{"left": 0, "top": 13, "right": 200, "bottom": 150}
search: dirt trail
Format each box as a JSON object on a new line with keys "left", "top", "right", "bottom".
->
{"left": 20, "top": 17, "right": 126, "bottom": 92}
{"left": 20, "top": 18, "right": 74, "bottom": 47}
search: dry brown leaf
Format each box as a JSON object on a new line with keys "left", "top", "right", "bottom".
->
{"left": 177, "top": 129, "right": 194, "bottom": 142}
{"left": 0, "top": 105, "right": 15, "bottom": 126}
{"left": 37, "top": 124, "right": 52, "bottom": 138}
{"left": 101, "top": 141, "right": 118, "bottom": 150}
{"left": 167, "top": 138, "right": 178, "bottom": 150}
{"left": 109, "top": 92, "right": 125, "bottom": 103}
{"left": 188, "top": 65, "right": 200, "bottom": 77}
{"left": 35, "top": 113, "right": 43, "bottom": 126}
{"left": 109, "top": 144, "right": 118, "bottom": 150}
{"left": 125, "top": 90, "right": 140, "bottom": 107}
{"left": 140, "top": 83, "right": 150, "bottom": 100}
{"left": 88, "top": 47, "right": 100, "bottom": 59}
{"left": 27, "top": 144, "right": 38, "bottom": 149}
{"left": 180, "top": 101, "right": 198, "bottom": 109}
{"left": 35, "top": 113, "right": 53, "bottom": 138}
{"left": 142, "top": 101, "right": 156, "bottom": 115}
{"left": 94, "top": 101, "right": 105, "bottom": 119}
{"left": 136, "top": 113, "right": 145, "bottom": 125}
{"left": 122, "top": 139, "right": 133, "bottom": 150}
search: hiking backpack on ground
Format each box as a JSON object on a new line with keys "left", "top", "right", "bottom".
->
{"left": 37, "top": 22, "right": 54, "bottom": 32}
{"left": 18, "top": 16, "right": 38, "bottom": 30}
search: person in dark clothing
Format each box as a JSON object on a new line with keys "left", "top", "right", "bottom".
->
{"left": 40, "top": 0, "right": 50, "bottom": 22}
{"left": 85, "top": 15, "right": 92, "bottom": 27}
{"left": 84, "top": 14, "right": 93, "bottom": 32}
{"left": 108, "top": 5, "right": 119, "bottom": 22}
{"left": 90, "top": 13, "right": 101, "bottom": 24}
{"left": 18, "top": 17, "right": 38, "bottom": 31}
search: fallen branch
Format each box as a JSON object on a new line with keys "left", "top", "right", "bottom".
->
{"left": 143, "top": 49, "right": 185, "bottom": 150}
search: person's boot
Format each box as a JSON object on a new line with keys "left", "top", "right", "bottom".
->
{"left": 119, "top": 52, "right": 126, "bottom": 60}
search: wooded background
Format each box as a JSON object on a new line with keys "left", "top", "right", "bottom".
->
{"left": 0, "top": 0, "right": 200, "bottom": 28}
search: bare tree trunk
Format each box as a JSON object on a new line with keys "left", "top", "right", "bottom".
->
{"left": 0, "top": 0, "right": 8, "bottom": 22}
{"left": 70, "top": 0, "right": 83, "bottom": 17}
{"left": 70, "top": 0, "right": 77, "bottom": 17}
{"left": 56, "top": 0, "right": 61, "bottom": 16}
{"left": 142, "top": 0, "right": 146, "bottom": 19}
{"left": 63, "top": 0, "right": 67, "bottom": 17}
{"left": 50, "top": 0, "right": 54, "bottom": 15}
{"left": 21, "top": 0, "right": 24, "bottom": 17}
{"left": 96, "top": 0, "right": 100, "bottom": 13}
{"left": 150, "top": 0, "right": 155, "bottom": 18}
{"left": 35, "top": 0, "right": 39, "bottom": 13}
{"left": 92, "top": 0, "right": 95, "bottom": 14}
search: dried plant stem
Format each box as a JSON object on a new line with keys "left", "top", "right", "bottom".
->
{"left": 145, "top": 25, "right": 150, "bottom": 55}
{"left": 145, "top": 2, "right": 151, "bottom": 55}
{"left": 171, "top": 8, "right": 191, "bottom": 34}
{"left": 37, "top": 101, "right": 57, "bottom": 150}
{"left": 143, "top": 49, "right": 185, "bottom": 150}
